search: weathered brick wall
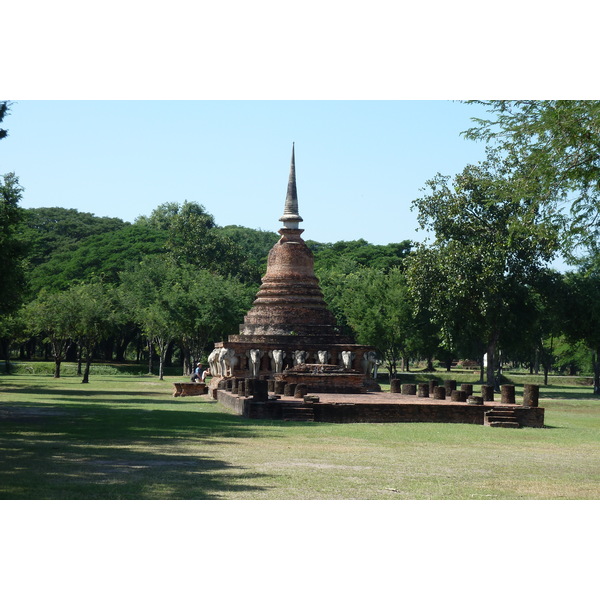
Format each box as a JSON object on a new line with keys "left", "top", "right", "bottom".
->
{"left": 216, "top": 391, "right": 545, "bottom": 427}
{"left": 276, "top": 372, "right": 367, "bottom": 394}
{"left": 312, "top": 402, "right": 486, "bottom": 424}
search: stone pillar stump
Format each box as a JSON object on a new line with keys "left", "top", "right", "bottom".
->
{"left": 401, "top": 383, "right": 417, "bottom": 395}
{"left": 451, "top": 390, "right": 467, "bottom": 402}
{"left": 390, "top": 379, "right": 402, "bottom": 393}
{"left": 461, "top": 384, "right": 473, "bottom": 396}
{"left": 523, "top": 384, "right": 540, "bottom": 407}
{"left": 444, "top": 380, "right": 457, "bottom": 394}
{"left": 294, "top": 384, "right": 308, "bottom": 398}
{"left": 501, "top": 384, "right": 516, "bottom": 404}
{"left": 433, "top": 386, "right": 446, "bottom": 400}
{"left": 417, "top": 383, "right": 430, "bottom": 398}
{"left": 481, "top": 385, "right": 494, "bottom": 403}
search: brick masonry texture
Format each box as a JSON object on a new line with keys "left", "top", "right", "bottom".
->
{"left": 216, "top": 390, "right": 545, "bottom": 427}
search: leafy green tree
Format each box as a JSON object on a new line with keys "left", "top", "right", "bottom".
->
{"left": 138, "top": 201, "right": 261, "bottom": 284}
{"left": 464, "top": 100, "right": 600, "bottom": 253}
{"left": 23, "top": 289, "right": 80, "bottom": 377}
{"left": 316, "top": 256, "right": 364, "bottom": 337}
{"left": 119, "top": 256, "right": 254, "bottom": 379}
{"left": 0, "top": 312, "right": 26, "bottom": 373}
{"left": 0, "top": 173, "right": 27, "bottom": 315}
{"left": 173, "top": 268, "right": 254, "bottom": 374}
{"left": 219, "top": 225, "right": 279, "bottom": 275}
{"left": 118, "top": 256, "right": 176, "bottom": 379}
{"left": 69, "top": 281, "right": 121, "bottom": 383}
{"left": 406, "top": 157, "right": 560, "bottom": 386}
{"left": 553, "top": 337, "right": 591, "bottom": 376}
{"left": 28, "top": 223, "right": 168, "bottom": 293}
{"left": 338, "top": 267, "right": 415, "bottom": 377}
{"left": 22, "top": 207, "right": 127, "bottom": 270}
{"left": 561, "top": 271, "right": 600, "bottom": 394}
{"left": 313, "top": 239, "right": 412, "bottom": 273}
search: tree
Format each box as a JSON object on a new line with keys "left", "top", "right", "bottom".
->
{"left": 173, "top": 268, "right": 254, "bottom": 375}
{"left": 23, "top": 289, "right": 80, "bottom": 377}
{"left": 138, "top": 201, "right": 260, "bottom": 284}
{"left": 27, "top": 221, "right": 168, "bottom": 293}
{"left": 22, "top": 207, "right": 127, "bottom": 270}
{"left": 0, "top": 312, "right": 26, "bottom": 373}
{"left": 69, "top": 281, "right": 120, "bottom": 383}
{"left": 119, "top": 256, "right": 254, "bottom": 379}
{"left": 561, "top": 271, "right": 600, "bottom": 394}
{"left": 313, "top": 239, "right": 412, "bottom": 273}
{"left": 219, "top": 225, "right": 279, "bottom": 275}
{"left": 463, "top": 100, "right": 600, "bottom": 253}
{"left": 338, "top": 267, "right": 416, "bottom": 378}
{"left": 0, "top": 173, "right": 27, "bottom": 315}
{"left": 406, "top": 156, "right": 560, "bottom": 386}
{"left": 118, "top": 256, "right": 177, "bottom": 380}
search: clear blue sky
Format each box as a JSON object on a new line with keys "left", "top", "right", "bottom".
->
{"left": 2, "top": 100, "right": 492, "bottom": 246}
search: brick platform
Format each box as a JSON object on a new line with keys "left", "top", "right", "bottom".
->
{"left": 216, "top": 389, "right": 545, "bottom": 427}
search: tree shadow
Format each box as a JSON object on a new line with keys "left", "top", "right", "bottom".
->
{"left": 0, "top": 399, "right": 275, "bottom": 500}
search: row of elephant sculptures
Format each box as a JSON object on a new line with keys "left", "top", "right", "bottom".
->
{"left": 207, "top": 348, "right": 379, "bottom": 379}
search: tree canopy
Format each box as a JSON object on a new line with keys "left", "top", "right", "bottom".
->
{"left": 463, "top": 100, "right": 600, "bottom": 254}
{"left": 0, "top": 173, "right": 27, "bottom": 314}
{"left": 407, "top": 155, "right": 560, "bottom": 385}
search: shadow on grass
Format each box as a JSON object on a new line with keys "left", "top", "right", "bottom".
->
{"left": 0, "top": 398, "right": 274, "bottom": 500}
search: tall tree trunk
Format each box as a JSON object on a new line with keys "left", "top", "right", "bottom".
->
{"left": 115, "top": 335, "right": 131, "bottom": 362}
{"left": 182, "top": 343, "right": 192, "bottom": 376}
{"left": 165, "top": 340, "right": 174, "bottom": 367}
{"left": 2, "top": 338, "right": 11, "bottom": 374}
{"left": 81, "top": 350, "right": 92, "bottom": 384}
{"left": 54, "top": 358, "right": 62, "bottom": 378}
{"left": 77, "top": 345, "right": 83, "bottom": 376}
{"left": 147, "top": 339, "right": 153, "bottom": 375}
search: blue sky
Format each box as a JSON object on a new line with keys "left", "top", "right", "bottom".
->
{"left": 2, "top": 100, "right": 492, "bottom": 246}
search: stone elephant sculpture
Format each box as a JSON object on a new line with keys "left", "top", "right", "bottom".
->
{"left": 293, "top": 350, "right": 309, "bottom": 366}
{"left": 341, "top": 350, "right": 355, "bottom": 370}
{"left": 208, "top": 348, "right": 221, "bottom": 376}
{"left": 361, "top": 351, "right": 377, "bottom": 377}
{"left": 219, "top": 348, "right": 237, "bottom": 378}
{"left": 317, "top": 350, "right": 330, "bottom": 365}
{"left": 268, "top": 349, "right": 285, "bottom": 373}
{"left": 247, "top": 348, "right": 264, "bottom": 378}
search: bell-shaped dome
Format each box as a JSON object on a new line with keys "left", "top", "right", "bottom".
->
{"left": 230, "top": 146, "right": 353, "bottom": 344}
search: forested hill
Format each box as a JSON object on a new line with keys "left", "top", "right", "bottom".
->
{"left": 23, "top": 204, "right": 414, "bottom": 297}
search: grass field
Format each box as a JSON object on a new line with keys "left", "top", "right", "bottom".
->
{"left": 1, "top": 370, "right": 599, "bottom": 500}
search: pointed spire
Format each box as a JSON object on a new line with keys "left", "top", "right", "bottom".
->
{"left": 279, "top": 143, "right": 303, "bottom": 228}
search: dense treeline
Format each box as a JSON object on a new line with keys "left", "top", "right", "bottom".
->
{"left": 2, "top": 100, "right": 600, "bottom": 393}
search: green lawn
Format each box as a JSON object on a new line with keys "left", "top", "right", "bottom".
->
{"left": 1, "top": 372, "right": 599, "bottom": 500}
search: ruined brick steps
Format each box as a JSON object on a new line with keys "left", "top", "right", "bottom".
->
{"left": 282, "top": 406, "right": 315, "bottom": 422}
{"left": 485, "top": 408, "right": 521, "bottom": 428}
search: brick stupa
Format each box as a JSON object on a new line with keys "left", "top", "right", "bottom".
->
{"left": 211, "top": 145, "right": 379, "bottom": 393}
